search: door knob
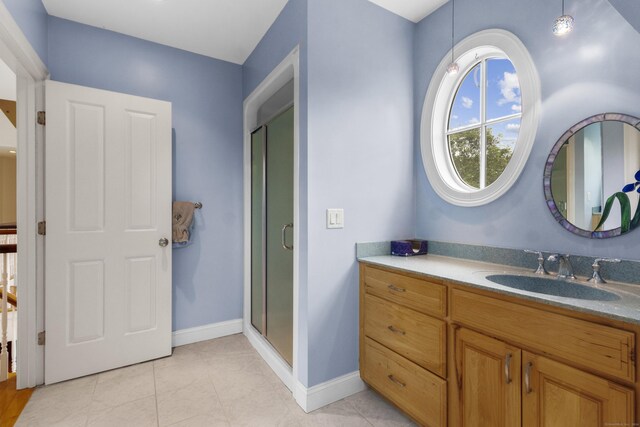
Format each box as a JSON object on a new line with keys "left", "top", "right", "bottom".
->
{"left": 159, "top": 238, "right": 169, "bottom": 247}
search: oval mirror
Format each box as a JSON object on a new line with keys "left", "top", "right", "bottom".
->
{"left": 544, "top": 113, "right": 640, "bottom": 238}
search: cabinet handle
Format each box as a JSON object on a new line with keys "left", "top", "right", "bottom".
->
{"left": 504, "top": 353, "right": 512, "bottom": 384}
{"left": 387, "top": 375, "right": 406, "bottom": 388}
{"left": 525, "top": 362, "right": 533, "bottom": 394}
{"left": 387, "top": 325, "right": 406, "bottom": 335}
{"left": 387, "top": 284, "right": 406, "bottom": 293}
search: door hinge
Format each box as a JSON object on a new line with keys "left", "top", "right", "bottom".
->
{"left": 37, "top": 331, "right": 45, "bottom": 346}
{"left": 37, "top": 221, "right": 46, "bottom": 236}
{"left": 37, "top": 111, "right": 45, "bottom": 125}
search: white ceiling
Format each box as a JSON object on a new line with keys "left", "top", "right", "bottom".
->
{"left": 42, "top": 0, "right": 289, "bottom": 65}
{"left": 42, "top": 0, "right": 446, "bottom": 65}
{"left": 366, "top": 0, "right": 449, "bottom": 23}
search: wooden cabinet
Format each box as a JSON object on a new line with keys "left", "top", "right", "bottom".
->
{"left": 363, "top": 337, "right": 447, "bottom": 427}
{"left": 363, "top": 265, "right": 446, "bottom": 317}
{"left": 360, "top": 264, "right": 447, "bottom": 426}
{"left": 364, "top": 294, "right": 446, "bottom": 376}
{"left": 454, "top": 328, "right": 521, "bottom": 427}
{"left": 359, "top": 263, "right": 638, "bottom": 427}
{"left": 454, "top": 328, "right": 635, "bottom": 427}
{"left": 451, "top": 289, "right": 635, "bottom": 382}
{"left": 522, "top": 352, "right": 634, "bottom": 427}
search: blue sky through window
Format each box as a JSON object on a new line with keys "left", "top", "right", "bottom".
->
{"left": 448, "top": 58, "right": 521, "bottom": 131}
{"left": 449, "top": 64, "right": 480, "bottom": 130}
{"left": 486, "top": 58, "right": 521, "bottom": 120}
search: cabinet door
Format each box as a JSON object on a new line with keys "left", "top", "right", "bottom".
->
{"left": 522, "top": 352, "right": 634, "bottom": 427}
{"left": 455, "top": 328, "right": 521, "bottom": 427}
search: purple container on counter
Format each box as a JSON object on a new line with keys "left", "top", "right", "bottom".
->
{"left": 391, "top": 239, "right": 428, "bottom": 256}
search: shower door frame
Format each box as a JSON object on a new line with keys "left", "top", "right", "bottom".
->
{"left": 250, "top": 104, "right": 295, "bottom": 365}
{"left": 242, "top": 47, "right": 301, "bottom": 402}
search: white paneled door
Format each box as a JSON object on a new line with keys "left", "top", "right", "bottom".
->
{"left": 44, "top": 81, "right": 172, "bottom": 384}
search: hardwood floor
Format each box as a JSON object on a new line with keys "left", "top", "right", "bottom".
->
{"left": 0, "top": 374, "right": 33, "bottom": 427}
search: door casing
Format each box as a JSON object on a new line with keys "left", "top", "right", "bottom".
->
{"left": 0, "top": 2, "right": 48, "bottom": 389}
{"left": 242, "top": 47, "right": 301, "bottom": 403}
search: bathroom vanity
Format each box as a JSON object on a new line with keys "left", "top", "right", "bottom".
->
{"left": 359, "top": 255, "right": 640, "bottom": 427}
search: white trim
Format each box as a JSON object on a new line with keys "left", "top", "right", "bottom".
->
{"left": 294, "top": 371, "right": 366, "bottom": 413}
{"left": 245, "top": 322, "right": 366, "bottom": 414}
{"left": 171, "top": 319, "right": 243, "bottom": 347}
{"left": 244, "top": 323, "right": 294, "bottom": 392}
{"left": 421, "top": 29, "right": 540, "bottom": 206}
{"left": 0, "top": 2, "right": 48, "bottom": 389}
{"left": 243, "top": 46, "right": 301, "bottom": 402}
{"left": 0, "top": 3, "right": 47, "bottom": 81}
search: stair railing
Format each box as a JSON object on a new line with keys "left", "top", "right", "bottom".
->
{"left": 0, "top": 227, "right": 16, "bottom": 382}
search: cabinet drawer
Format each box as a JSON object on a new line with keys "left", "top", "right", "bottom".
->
{"left": 364, "top": 294, "right": 446, "bottom": 377}
{"left": 451, "top": 289, "right": 635, "bottom": 382}
{"left": 362, "top": 337, "right": 446, "bottom": 427}
{"left": 364, "top": 265, "right": 446, "bottom": 318}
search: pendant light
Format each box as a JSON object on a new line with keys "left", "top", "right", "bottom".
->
{"left": 447, "top": 0, "right": 459, "bottom": 74}
{"left": 553, "top": 0, "right": 574, "bottom": 36}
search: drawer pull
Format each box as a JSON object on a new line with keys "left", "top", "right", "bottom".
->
{"left": 504, "top": 353, "right": 512, "bottom": 384}
{"left": 525, "top": 362, "right": 533, "bottom": 394}
{"left": 387, "top": 374, "right": 406, "bottom": 388}
{"left": 387, "top": 325, "right": 406, "bottom": 335}
{"left": 387, "top": 284, "right": 406, "bottom": 293}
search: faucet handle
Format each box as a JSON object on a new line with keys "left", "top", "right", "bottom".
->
{"left": 594, "top": 258, "right": 621, "bottom": 265}
{"left": 524, "top": 250, "right": 549, "bottom": 275}
{"left": 588, "top": 258, "right": 621, "bottom": 284}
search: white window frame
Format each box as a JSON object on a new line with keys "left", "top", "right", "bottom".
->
{"left": 421, "top": 29, "right": 540, "bottom": 207}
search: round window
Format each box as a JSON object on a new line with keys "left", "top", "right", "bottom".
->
{"left": 421, "top": 29, "right": 541, "bottom": 206}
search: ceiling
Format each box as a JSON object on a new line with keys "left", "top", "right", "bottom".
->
{"left": 366, "top": 0, "right": 449, "bottom": 23}
{"left": 42, "top": 0, "right": 289, "bottom": 65}
{"left": 42, "top": 0, "right": 446, "bottom": 64}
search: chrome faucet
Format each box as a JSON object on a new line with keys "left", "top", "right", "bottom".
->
{"left": 547, "top": 254, "right": 575, "bottom": 280}
{"left": 588, "top": 258, "right": 621, "bottom": 284}
{"left": 524, "top": 250, "right": 549, "bottom": 275}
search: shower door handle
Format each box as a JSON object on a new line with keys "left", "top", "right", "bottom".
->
{"left": 281, "top": 223, "right": 293, "bottom": 251}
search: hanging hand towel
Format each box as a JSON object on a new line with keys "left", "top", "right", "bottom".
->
{"left": 172, "top": 201, "right": 196, "bottom": 244}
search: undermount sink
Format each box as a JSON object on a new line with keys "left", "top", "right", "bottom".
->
{"left": 485, "top": 274, "right": 620, "bottom": 301}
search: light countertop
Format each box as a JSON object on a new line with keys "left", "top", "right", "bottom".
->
{"left": 358, "top": 254, "right": 640, "bottom": 325}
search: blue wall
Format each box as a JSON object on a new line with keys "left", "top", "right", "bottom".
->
{"left": 414, "top": 0, "right": 640, "bottom": 261}
{"left": 3, "top": 0, "right": 48, "bottom": 64}
{"left": 47, "top": 17, "right": 245, "bottom": 331}
{"left": 243, "top": 0, "right": 414, "bottom": 387}
{"left": 242, "top": 0, "right": 311, "bottom": 385}
{"left": 306, "top": 0, "right": 414, "bottom": 386}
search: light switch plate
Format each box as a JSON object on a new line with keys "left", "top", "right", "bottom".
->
{"left": 326, "top": 208, "right": 344, "bottom": 229}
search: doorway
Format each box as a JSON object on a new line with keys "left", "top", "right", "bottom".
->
{"left": 0, "top": 56, "right": 17, "bottom": 383}
{"left": 251, "top": 104, "right": 294, "bottom": 365}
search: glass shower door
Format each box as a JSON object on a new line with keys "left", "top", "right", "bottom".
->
{"left": 265, "top": 107, "right": 294, "bottom": 365}
{"left": 250, "top": 106, "right": 294, "bottom": 366}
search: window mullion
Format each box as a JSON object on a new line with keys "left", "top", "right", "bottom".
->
{"left": 479, "top": 59, "right": 487, "bottom": 189}
{"left": 484, "top": 113, "right": 522, "bottom": 127}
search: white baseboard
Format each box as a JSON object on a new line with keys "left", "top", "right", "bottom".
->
{"left": 243, "top": 325, "right": 365, "bottom": 413}
{"left": 172, "top": 319, "right": 243, "bottom": 347}
{"left": 243, "top": 324, "right": 294, "bottom": 391}
{"left": 295, "top": 371, "right": 366, "bottom": 413}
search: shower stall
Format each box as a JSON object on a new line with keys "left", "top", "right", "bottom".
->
{"left": 250, "top": 100, "right": 294, "bottom": 366}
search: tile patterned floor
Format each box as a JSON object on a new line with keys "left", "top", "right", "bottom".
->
{"left": 16, "top": 334, "right": 416, "bottom": 426}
